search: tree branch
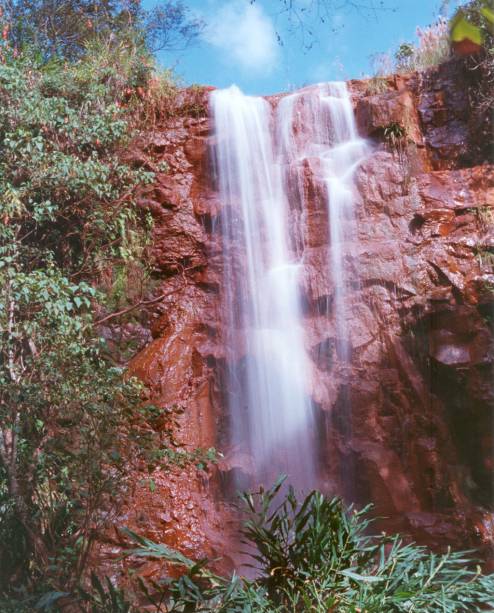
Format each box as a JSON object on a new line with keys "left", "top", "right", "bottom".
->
{"left": 94, "top": 286, "right": 184, "bottom": 327}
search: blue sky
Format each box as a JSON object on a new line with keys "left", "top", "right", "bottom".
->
{"left": 144, "top": 0, "right": 451, "bottom": 95}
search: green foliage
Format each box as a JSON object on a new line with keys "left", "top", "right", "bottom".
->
{"left": 0, "top": 54, "right": 155, "bottom": 274}
{"left": 451, "top": 11, "right": 485, "bottom": 45}
{"left": 475, "top": 245, "right": 494, "bottom": 272}
{"left": 0, "top": 18, "right": 211, "bottom": 601}
{"left": 78, "top": 573, "right": 136, "bottom": 613}
{"left": 394, "top": 18, "right": 450, "bottom": 74}
{"left": 375, "top": 4, "right": 494, "bottom": 79}
{"left": 103, "top": 478, "right": 494, "bottom": 612}
{"left": 453, "top": 1, "right": 494, "bottom": 157}
{"left": 450, "top": 0, "right": 494, "bottom": 49}
{"left": 159, "top": 446, "right": 218, "bottom": 471}
{"left": 4, "top": 0, "right": 203, "bottom": 61}
{"left": 383, "top": 122, "right": 406, "bottom": 140}
{"left": 383, "top": 122, "right": 407, "bottom": 158}
{"left": 0, "top": 11, "right": 176, "bottom": 604}
{"left": 394, "top": 42, "right": 415, "bottom": 71}
{"left": 73, "top": 32, "right": 156, "bottom": 100}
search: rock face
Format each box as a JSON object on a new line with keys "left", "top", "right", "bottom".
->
{"left": 112, "top": 60, "right": 493, "bottom": 574}
{"left": 94, "top": 90, "right": 240, "bottom": 580}
{"left": 343, "top": 63, "right": 493, "bottom": 557}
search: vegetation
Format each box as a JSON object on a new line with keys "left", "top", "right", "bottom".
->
{"left": 0, "top": 2, "right": 207, "bottom": 608}
{"left": 369, "top": 0, "right": 492, "bottom": 80}
{"left": 475, "top": 244, "right": 494, "bottom": 273}
{"left": 368, "top": 18, "right": 450, "bottom": 83}
{"left": 367, "top": 1, "right": 493, "bottom": 161}
{"left": 75, "top": 478, "right": 494, "bottom": 612}
{"left": 365, "top": 74, "right": 389, "bottom": 95}
{"left": 3, "top": 0, "right": 203, "bottom": 60}
{"left": 0, "top": 34, "right": 138, "bottom": 606}
{"left": 450, "top": 0, "right": 494, "bottom": 53}
{"left": 454, "top": 0, "right": 494, "bottom": 159}
{"left": 395, "top": 18, "right": 451, "bottom": 73}
{"left": 0, "top": 0, "right": 492, "bottom": 610}
{"left": 383, "top": 122, "right": 407, "bottom": 149}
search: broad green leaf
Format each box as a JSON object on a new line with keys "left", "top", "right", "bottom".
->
{"left": 480, "top": 4, "right": 494, "bottom": 26}
{"left": 450, "top": 14, "right": 483, "bottom": 45}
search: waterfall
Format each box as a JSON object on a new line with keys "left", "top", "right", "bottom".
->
{"left": 211, "top": 82, "right": 367, "bottom": 491}
{"left": 211, "top": 85, "right": 316, "bottom": 489}
{"left": 277, "top": 83, "right": 368, "bottom": 362}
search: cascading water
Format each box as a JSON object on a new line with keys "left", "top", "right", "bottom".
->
{"left": 277, "top": 83, "right": 368, "bottom": 362}
{"left": 321, "top": 84, "right": 368, "bottom": 360}
{"left": 211, "top": 86, "right": 316, "bottom": 489}
{"left": 211, "top": 82, "right": 367, "bottom": 491}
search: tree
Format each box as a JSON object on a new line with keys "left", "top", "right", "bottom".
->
{"left": 1, "top": 0, "right": 203, "bottom": 60}
{"left": 0, "top": 20, "right": 161, "bottom": 597}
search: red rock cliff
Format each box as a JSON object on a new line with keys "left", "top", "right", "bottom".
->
{"left": 104, "top": 61, "right": 493, "bottom": 576}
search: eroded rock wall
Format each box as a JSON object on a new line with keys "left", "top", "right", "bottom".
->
{"left": 106, "top": 60, "right": 493, "bottom": 576}
{"left": 341, "top": 63, "right": 493, "bottom": 555}
{"left": 94, "top": 91, "right": 239, "bottom": 581}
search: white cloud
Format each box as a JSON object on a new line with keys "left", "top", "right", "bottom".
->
{"left": 203, "top": 1, "right": 279, "bottom": 75}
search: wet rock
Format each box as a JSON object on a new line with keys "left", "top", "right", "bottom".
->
{"left": 98, "top": 73, "right": 494, "bottom": 580}
{"left": 355, "top": 89, "right": 423, "bottom": 145}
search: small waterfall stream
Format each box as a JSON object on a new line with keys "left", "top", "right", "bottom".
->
{"left": 211, "top": 82, "right": 367, "bottom": 490}
{"left": 277, "top": 83, "right": 368, "bottom": 361}
{"left": 211, "top": 86, "right": 315, "bottom": 489}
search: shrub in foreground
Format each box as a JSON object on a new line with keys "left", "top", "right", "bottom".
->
{"left": 76, "top": 477, "right": 494, "bottom": 612}
{"left": 0, "top": 13, "right": 183, "bottom": 606}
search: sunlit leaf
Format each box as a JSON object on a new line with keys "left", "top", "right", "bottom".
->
{"left": 450, "top": 13, "right": 483, "bottom": 45}
{"left": 480, "top": 3, "right": 494, "bottom": 25}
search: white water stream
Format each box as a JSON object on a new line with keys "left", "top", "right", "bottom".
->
{"left": 211, "top": 82, "right": 367, "bottom": 489}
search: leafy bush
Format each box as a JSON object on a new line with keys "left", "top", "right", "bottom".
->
{"left": 452, "top": 0, "right": 494, "bottom": 160}
{"left": 4, "top": 0, "right": 203, "bottom": 61}
{"left": 0, "top": 9, "right": 188, "bottom": 604}
{"left": 383, "top": 122, "right": 407, "bottom": 149}
{"left": 394, "top": 42, "right": 415, "bottom": 71}
{"left": 112, "top": 477, "right": 494, "bottom": 612}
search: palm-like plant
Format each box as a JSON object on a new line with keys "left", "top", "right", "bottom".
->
{"left": 120, "top": 477, "right": 494, "bottom": 612}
